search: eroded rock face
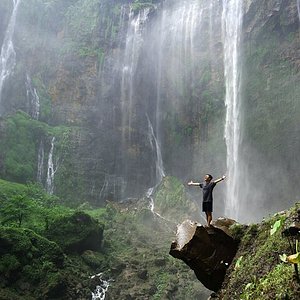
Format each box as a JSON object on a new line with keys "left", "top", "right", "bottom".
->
{"left": 169, "top": 219, "right": 239, "bottom": 292}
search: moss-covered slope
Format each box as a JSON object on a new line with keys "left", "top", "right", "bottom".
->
{"left": 219, "top": 204, "right": 300, "bottom": 299}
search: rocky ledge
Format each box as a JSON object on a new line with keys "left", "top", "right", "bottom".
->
{"left": 169, "top": 218, "right": 239, "bottom": 292}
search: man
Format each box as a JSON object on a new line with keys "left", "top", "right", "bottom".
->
{"left": 188, "top": 174, "right": 226, "bottom": 226}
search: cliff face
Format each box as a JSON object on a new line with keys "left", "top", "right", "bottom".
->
{"left": 0, "top": 0, "right": 299, "bottom": 213}
{"left": 170, "top": 204, "right": 300, "bottom": 299}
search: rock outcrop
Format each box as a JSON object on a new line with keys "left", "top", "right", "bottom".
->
{"left": 46, "top": 211, "right": 104, "bottom": 254}
{"left": 169, "top": 218, "right": 239, "bottom": 292}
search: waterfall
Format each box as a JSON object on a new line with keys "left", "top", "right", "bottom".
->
{"left": 222, "top": 0, "right": 243, "bottom": 220}
{"left": 0, "top": 0, "right": 21, "bottom": 110}
{"left": 147, "top": 115, "right": 165, "bottom": 183}
{"left": 120, "top": 7, "right": 150, "bottom": 143}
{"left": 37, "top": 140, "right": 44, "bottom": 183}
{"left": 26, "top": 74, "right": 40, "bottom": 120}
{"left": 155, "top": 0, "right": 202, "bottom": 104}
{"left": 297, "top": 0, "right": 300, "bottom": 22}
{"left": 91, "top": 273, "right": 110, "bottom": 300}
{"left": 146, "top": 115, "right": 165, "bottom": 213}
{"left": 46, "top": 137, "right": 55, "bottom": 195}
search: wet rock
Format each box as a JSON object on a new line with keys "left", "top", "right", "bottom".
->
{"left": 169, "top": 219, "right": 239, "bottom": 292}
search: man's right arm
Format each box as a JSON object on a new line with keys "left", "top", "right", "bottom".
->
{"left": 188, "top": 181, "right": 200, "bottom": 186}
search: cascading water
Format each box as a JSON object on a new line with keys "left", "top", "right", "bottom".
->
{"left": 91, "top": 273, "right": 110, "bottom": 300}
{"left": 297, "top": 0, "right": 300, "bottom": 22}
{"left": 0, "top": 0, "right": 21, "bottom": 111}
{"left": 37, "top": 140, "right": 44, "bottom": 183}
{"left": 154, "top": 0, "right": 203, "bottom": 105}
{"left": 120, "top": 7, "right": 150, "bottom": 143}
{"left": 222, "top": 0, "right": 243, "bottom": 220}
{"left": 146, "top": 115, "right": 165, "bottom": 214}
{"left": 26, "top": 74, "right": 40, "bottom": 120}
{"left": 46, "top": 137, "right": 56, "bottom": 195}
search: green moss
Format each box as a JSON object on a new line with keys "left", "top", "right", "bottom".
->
{"left": 0, "top": 254, "right": 21, "bottom": 274}
{"left": 240, "top": 264, "right": 294, "bottom": 300}
{"left": 46, "top": 211, "right": 104, "bottom": 253}
{"left": 220, "top": 208, "right": 300, "bottom": 299}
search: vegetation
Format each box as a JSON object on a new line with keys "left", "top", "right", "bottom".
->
{"left": 0, "top": 176, "right": 209, "bottom": 299}
{"left": 219, "top": 206, "right": 300, "bottom": 299}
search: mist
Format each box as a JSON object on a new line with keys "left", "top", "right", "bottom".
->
{"left": 0, "top": 0, "right": 299, "bottom": 223}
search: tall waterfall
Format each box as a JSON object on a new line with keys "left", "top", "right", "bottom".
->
{"left": 0, "top": 0, "right": 21, "bottom": 110}
{"left": 46, "top": 137, "right": 55, "bottom": 195}
{"left": 155, "top": 0, "right": 203, "bottom": 105}
{"left": 26, "top": 74, "right": 40, "bottom": 120}
{"left": 120, "top": 7, "right": 150, "bottom": 143}
{"left": 222, "top": 0, "right": 243, "bottom": 220}
{"left": 297, "top": 0, "right": 300, "bottom": 22}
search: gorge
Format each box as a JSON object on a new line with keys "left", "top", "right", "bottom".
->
{"left": 0, "top": 0, "right": 299, "bottom": 299}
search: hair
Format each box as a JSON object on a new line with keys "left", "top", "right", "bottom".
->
{"left": 206, "top": 174, "right": 213, "bottom": 180}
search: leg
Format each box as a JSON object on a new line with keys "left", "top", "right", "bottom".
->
{"left": 207, "top": 212, "right": 212, "bottom": 226}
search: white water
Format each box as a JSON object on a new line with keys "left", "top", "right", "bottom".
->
{"left": 222, "top": 0, "right": 243, "bottom": 220}
{"left": 46, "top": 137, "right": 55, "bottom": 195}
{"left": 0, "top": 0, "right": 21, "bottom": 109}
{"left": 120, "top": 7, "right": 150, "bottom": 143}
{"left": 147, "top": 115, "right": 165, "bottom": 183}
{"left": 37, "top": 140, "right": 44, "bottom": 183}
{"left": 146, "top": 115, "right": 165, "bottom": 216}
{"left": 297, "top": 0, "right": 300, "bottom": 22}
{"left": 91, "top": 273, "right": 110, "bottom": 300}
{"left": 156, "top": 0, "right": 203, "bottom": 104}
{"left": 26, "top": 74, "right": 40, "bottom": 120}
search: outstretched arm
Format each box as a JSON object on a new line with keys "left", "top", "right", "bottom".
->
{"left": 214, "top": 175, "right": 226, "bottom": 184}
{"left": 187, "top": 180, "right": 200, "bottom": 186}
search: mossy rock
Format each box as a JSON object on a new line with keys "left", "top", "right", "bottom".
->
{"left": 154, "top": 176, "right": 198, "bottom": 222}
{"left": 46, "top": 211, "right": 104, "bottom": 254}
{"left": 81, "top": 250, "right": 106, "bottom": 268}
{"left": 0, "top": 226, "right": 65, "bottom": 298}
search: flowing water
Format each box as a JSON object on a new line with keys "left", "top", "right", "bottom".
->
{"left": 46, "top": 137, "right": 55, "bottom": 195}
{"left": 146, "top": 115, "right": 165, "bottom": 216}
{"left": 0, "top": 0, "right": 21, "bottom": 110}
{"left": 120, "top": 7, "right": 150, "bottom": 144}
{"left": 222, "top": 0, "right": 243, "bottom": 220}
{"left": 37, "top": 140, "right": 44, "bottom": 183}
{"left": 297, "top": 0, "right": 300, "bottom": 22}
{"left": 91, "top": 273, "right": 110, "bottom": 300}
{"left": 26, "top": 74, "right": 40, "bottom": 120}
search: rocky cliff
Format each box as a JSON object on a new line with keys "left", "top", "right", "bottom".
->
{"left": 0, "top": 0, "right": 299, "bottom": 218}
{"left": 170, "top": 204, "right": 300, "bottom": 299}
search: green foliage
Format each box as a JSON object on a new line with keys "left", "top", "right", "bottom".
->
{"left": 0, "top": 179, "right": 72, "bottom": 231}
{"left": 240, "top": 264, "right": 294, "bottom": 300}
{"left": 234, "top": 255, "right": 243, "bottom": 270}
{"left": 270, "top": 217, "right": 284, "bottom": 235}
{"left": 131, "top": 0, "right": 156, "bottom": 13}
{"left": 154, "top": 176, "right": 198, "bottom": 222}
{"left": 221, "top": 209, "right": 300, "bottom": 300}
{"left": 152, "top": 271, "right": 170, "bottom": 300}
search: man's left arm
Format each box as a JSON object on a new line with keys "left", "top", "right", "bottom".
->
{"left": 214, "top": 175, "right": 226, "bottom": 184}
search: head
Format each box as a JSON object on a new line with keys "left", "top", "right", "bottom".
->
{"left": 204, "top": 174, "right": 213, "bottom": 182}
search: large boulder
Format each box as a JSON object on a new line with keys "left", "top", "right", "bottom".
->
{"left": 169, "top": 219, "right": 239, "bottom": 292}
{"left": 46, "top": 211, "right": 104, "bottom": 254}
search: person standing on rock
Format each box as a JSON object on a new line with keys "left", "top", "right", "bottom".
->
{"left": 188, "top": 174, "right": 226, "bottom": 226}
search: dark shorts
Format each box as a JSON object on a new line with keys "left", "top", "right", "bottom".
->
{"left": 202, "top": 201, "right": 213, "bottom": 212}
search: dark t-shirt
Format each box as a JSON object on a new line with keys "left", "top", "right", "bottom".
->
{"left": 199, "top": 182, "right": 216, "bottom": 203}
